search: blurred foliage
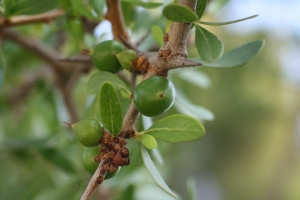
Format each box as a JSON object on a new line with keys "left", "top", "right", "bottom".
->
{"left": 0, "top": 0, "right": 300, "bottom": 200}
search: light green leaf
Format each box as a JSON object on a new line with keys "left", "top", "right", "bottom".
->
{"left": 141, "top": 114, "right": 205, "bottom": 143}
{"left": 87, "top": 71, "right": 129, "bottom": 94}
{"left": 175, "top": 68, "right": 211, "bottom": 89}
{"left": 196, "top": 0, "right": 207, "bottom": 19}
{"left": 70, "top": 0, "right": 98, "bottom": 19}
{"left": 195, "top": 25, "right": 223, "bottom": 62}
{"left": 151, "top": 25, "right": 164, "bottom": 47}
{"left": 137, "top": 134, "right": 157, "bottom": 149}
{"left": 99, "top": 82, "right": 123, "bottom": 135}
{"left": 121, "top": 0, "right": 163, "bottom": 8}
{"left": 191, "top": 40, "right": 265, "bottom": 68}
{"left": 140, "top": 143, "right": 178, "bottom": 198}
{"left": 198, "top": 14, "right": 258, "bottom": 26}
{"left": 186, "top": 177, "right": 197, "bottom": 200}
{"left": 7, "top": 0, "right": 58, "bottom": 16}
{"left": 163, "top": 3, "right": 198, "bottom": 23}
{"left": 89, "top": 0, "right": 105, "bottom": 16}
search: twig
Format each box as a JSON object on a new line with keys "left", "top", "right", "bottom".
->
{"left": 105, "top": 0, "right": 130, "bottom": 41}
{"left": 0, "top": 9, "right": 65, "bottom": 27}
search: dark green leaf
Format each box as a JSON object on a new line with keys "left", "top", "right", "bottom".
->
{"left": 38, "top": 147, "right": 76, "bottom": 173}
{"left": 163, "top": 3, "right": 198, "bottom": 22}
{"left": 196, "top": 0, "right": 207, "bottom": 19}
{"left": 198, "top": 14, "right": 258, "bottom": 26}
{"left": 151, "top": 25, "right": 164, "bottom": 47}
{"left": 0, "top": 46, "right": 5, "bottom": 90}
{"left": 137, "top": 134, "right": 157, "bottom": 149}
{"left": 99, "top": 82, "right": 123, "bottom": 135}
{"left": 89, "top": 0, "right": 105, "bottom": 16}
{"left": 87, "top": 71, "right": 129, "bottom": 94}
{"left": 141, "top": 114, "right": 205, "bottom": 143}
{"left": 7, "top": 0, "right": 58, "bottom": 16}
{"left": 195, "top": 25, "right": 223, "bottom": 62}
{"left": 191, "top": 40, "right": 265, "bottom": 68}
{"left": 140, "top": 143, "right": 178, "bottom": 198}
{"left": 70, "top": 0, "right": 98, "bottom": 19}
{"left": 121, "top": 0, "right": 163, "bottom": 9}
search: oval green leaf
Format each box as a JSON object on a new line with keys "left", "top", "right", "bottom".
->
{"left": 139, "top": 143, "right": 178, "bottom": 198}
{"left": 70, "top": 0, "right": 98, "bottom": 19}
{"left": 142, "top": 114, "right": 205, "bottom": 143}
{"left": 121, "top": 0, "right": 163, "bottom": 9}
{"left": 99, "top": 82, "right": 123, "bottom": 135}
{"left": 151, "top": 25, "right": 164, "bottom": 47}
{"left": 87, "top": 71, "right": 129, "bottom": 94}
{"left": 196, "top": 0, "right": 207, "bottom": 19}
{"left": 191, "top": 40, "right": 265, "bottom": 68}
{"left": 195, "top": 25, "right": 223, "bottom": 63}
{"left": 163, "top": 3, "right": 198, "bottom": 23}
{"left": 7, "top": 0, "right": 58, "bottom": 16}
{"left": 137, "top": 134, "right": 157, "bottom": 149}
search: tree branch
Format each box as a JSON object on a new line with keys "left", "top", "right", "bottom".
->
{"left": 0, "top": 9, "right": 64, "bottom": 27}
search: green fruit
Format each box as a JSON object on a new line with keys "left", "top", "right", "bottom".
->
{"left": 71, "top": 119, "right": 102, "bottom": 147}
{"left": 133, "top": 76, "right": 176, "bottom": 117}
{"left": 116, "top": 49, "right": 137, "bottom": 70}
{"left": 82, "top": 147, "right": 120, "bottom": 179}
{"left": 90, "top": 40, "right": 125, "bottom": 73}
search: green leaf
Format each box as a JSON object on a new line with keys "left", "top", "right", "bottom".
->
{"left": 70, "top": 0, "right": 98, "bottom": 19}
{"left": 87, "top": 71, "right": 129, "bottom": 94}
{"left": 198, "top": 14, "right": 258, "bottom": 26}
{"left": 137, "top": 134, "right": 157, "bottom": 149}
{"left": 186, "top": 177, "right": 197, "bottom": 200}
{"left": 140, "top": 143, "right": 178, "bottom": 198}
{"left": 195, "top": 25, "right": 223, "bottom": 62}
{"left": 89, "top": 0, "right": 105, "bottom": 16}
{"left": 141, "top": 114, "right": 205, "bottom": 143}
{"left": 191, "top": 40, "right": 265, "bottom": 68}
{"left": 151, "top": 25, "right": 164, "bottom": 47}
{"left": 7, "top": 0, "right": 58, "bottom": 16}
{"left": 99, "top": 82, "right": 123, "bottom": 135}
{"left": 121, "top": 0, "right": 163, "bottom": 9}
{"left": 174, "top": 68, "right": 211, "bottom": 89}
{"left": 196, "top": 0, "right": 207, "bottom": 19}
{"left": 163, "top": 3, "right": 198, "bottom": 23}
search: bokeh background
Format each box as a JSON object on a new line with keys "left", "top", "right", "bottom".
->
{"left": 1, "top": 0, "right": 300, "bottom": 200}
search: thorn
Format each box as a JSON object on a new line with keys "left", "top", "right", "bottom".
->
{"left": 63, "top": 121, "right": 72, "bottom": 127}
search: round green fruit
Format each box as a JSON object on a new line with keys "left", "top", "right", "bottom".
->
{"left": 71, "top": 119, "right": 102, "bottom": 147}
{"left": 82, "top": 147, "right": 120, "bottom": 179}
{"left": 90, "top": 40, "right": 125, "bottom": 73}
{"left": 116, "top": 49, "right": 137, "bottom": 70}
{"left": 133, "top": 76, "right": 176, "bottom": 117}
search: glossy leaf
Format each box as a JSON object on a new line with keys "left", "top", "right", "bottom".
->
{"left": 195, "top": 25, "right": 223, "bottom": 62}
{"left": 99, "top": 82, "right": 123, "bottom": 135}
{"left": 89, "top": 0, "right": 105, "bottom": 16}
{"left": 137, "top": 134, "right": 157, "bottom": 149}
{"left": 87, "top": 71, "right": 129, "bottom": 94}
{"left": 7, "top": 0, "right": 58, "bottom": 16}
{"left": 70, "top": 0, "right": 98, "bottom": 19}
{"left": 151, "top": 25, "right": 164, "bottom": 47}
{"left": 198, "top": 14, "right": 258, "bottom": 26}
{"left": 163, "top": 3, "right": 198, "bottom": 23}
{"left": 191, "top": 40, "right": 265, "bottom": 68}
{"left": 121, "top": 0, "right": 163, "bottom": 8}
{"left": 174, "top": 90, "right": 214, "bottom": 121}
{"left": 140, "top": 143, "right": 178, "bottom": 198}
{"left": 141, "top": 114, "right": 205, "bottom": 143}
{"left": 196, "top": 0, "right": 207, "bottom": 19}
{"left": 175, "top": 68, "right": 211, "bottom": 89}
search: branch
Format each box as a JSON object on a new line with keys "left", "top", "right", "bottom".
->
{"left": 81, "top": 159, "right": 107, "bottom": 200}
{"left": 105, "top": 0, "right": 130, "bottom": 42}
{"left": 0, "top": 9, "right": 65, "bottom": 27}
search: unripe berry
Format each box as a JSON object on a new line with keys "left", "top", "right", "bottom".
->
{"left": 116, "top": 49, "right": 137, "bottom": 70}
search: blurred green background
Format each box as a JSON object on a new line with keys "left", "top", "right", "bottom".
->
{"left": 1, "top": 0, "right": 300, "bottom": 200}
